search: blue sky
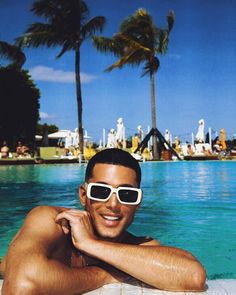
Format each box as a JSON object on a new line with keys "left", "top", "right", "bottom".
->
{"left": 0, "top": 0, "right": 236, "bottom": 143}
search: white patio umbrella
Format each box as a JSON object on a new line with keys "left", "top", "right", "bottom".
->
{"left": 48, "top": 129, "right": 92, "bottom": 148}
{"left": 35, "top": 135, "right": 43, "bottom": 141}
{"left": 48, "top": 130, "right": 71, "bottom": 139}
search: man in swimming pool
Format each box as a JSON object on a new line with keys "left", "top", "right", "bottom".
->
{"left": 2, "top": 148, "right": 206, "bottom": 294}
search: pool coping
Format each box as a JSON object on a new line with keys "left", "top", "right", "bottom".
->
{"left": 1, "top": 278, "right": 236, "bottom": 294}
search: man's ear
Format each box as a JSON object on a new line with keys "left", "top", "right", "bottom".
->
{"left": 79, "top": 184, "right": 86, "bottom": 208}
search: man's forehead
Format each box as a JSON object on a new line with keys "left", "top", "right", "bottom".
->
{"left": 92, "top": 163, "right": 135, "bottom": 172}
{"left": 91, "top": 163, "right": 137, "bottom": 181}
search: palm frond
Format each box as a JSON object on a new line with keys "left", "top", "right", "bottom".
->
{"left": 120, "top": 9, "right": 155, "bottom": 48}
{"left": 105, "top": 46, "right": 147, "bottom": 72}
{"left": 115, "top": 33, "right": 151, "bottom": 54}
{"left": 31, "top": 0, "right": 89, "bottom": 19}
{"left": 74, "top": 0, "right": 89, "bottom": 21}
{"left": 122, "top": 49, "right": 147, "bottom": 65}
{"left": 93, "top": 36, "right": 123, "bottom": 56}
{"left": 141, "top": 57, "right": 160, "bottom": 77}
{"left": 56, "top": 40, "right": 73, "bottom": 58}
{"left": 120, "top": 8, "right": 152, "bottom": 33}
{"left": 32, "top": 0, "right": 89, "bottom": 32}
{"left": 81, "top": 16, "right": 106, "bottom": 40}
{"left": 105, "top": 51, "right": 141, "bottom": 72}
{"left": 0, "top": 41, "right": 26, "bottom": 67}
{"left": 17, "top": 33, "right": 62, "bottom": 48}
{"left": 167, "top": 10, "right": 175, "bottom": 33}
{"left": 31, "top": 0, "right": 61, "bottom": 19}
{"left": 30, "top": 23, "right": 69, "bottom": 45}
{"left": 16, "top": 23, "right": 66, "bottom": 48}
{"left": 156, "top": 30, "right": 169, "bottom": 54}
{"left": 59, "top": 0, "right": 89, "bottom": 28}
{"left": 26, "top": 22, "right": 55, "bottom": 34}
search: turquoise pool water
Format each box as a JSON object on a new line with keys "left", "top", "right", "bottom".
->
{"left": 0, "top": 161, "right": 236, "bottom": 279}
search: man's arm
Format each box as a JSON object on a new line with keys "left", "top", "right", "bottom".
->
{"left": 56, "top": 209, "right": 206, "bottom": 292}
{"left": 84, "top": 240, "right": 206, "bottom": 292}
{"left": 2, "top": 206, "right": 119, "bottom": 295}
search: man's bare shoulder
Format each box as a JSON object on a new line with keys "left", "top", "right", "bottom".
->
{"left": 11, "top": 206, "right": 71, "bottom": 247}
{"left": 19, "top": 205, "right": 66, "bottom": 229}
{"left": 27, "top": 205, "right": 68, "bottom": 217}
{"left": 123, "top": 231, "right": 160, "bottom": 246}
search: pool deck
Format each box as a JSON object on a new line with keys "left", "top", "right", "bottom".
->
{"left": 1, "top": 279, "right": 236, "bottom": 294}
{"left": 0, "top": 157, "right": 86, "bottom": 165}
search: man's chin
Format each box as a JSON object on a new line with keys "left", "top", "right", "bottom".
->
{"left": 96, "top": 228, "right": 122, "bottom": 241}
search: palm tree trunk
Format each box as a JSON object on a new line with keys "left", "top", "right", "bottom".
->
{"left": 75, "top": 48, "right": 84, "bottom": 155}
{"left": 150, "top": 72, "right": 158, "bottom": 160}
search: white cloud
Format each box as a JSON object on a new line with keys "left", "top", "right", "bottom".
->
{"left": 80, "top": 72, "right": 98, "bottom": 83}
{"left": 29, "top": 66, "right": 97, "bottom": 84}
{"left": 40, "top": 112, "right": 55, "bottom": 120}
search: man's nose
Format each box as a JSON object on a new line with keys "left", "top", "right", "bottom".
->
{"left": 106, "top": 192, "right": 120, "bottom": 209}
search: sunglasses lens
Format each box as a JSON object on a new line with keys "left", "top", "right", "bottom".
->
{"left": 118, "top": 189, "right": 139, "bottom": 203}
{"left": 90, "top": 185, "right": 111, "bottom": 200}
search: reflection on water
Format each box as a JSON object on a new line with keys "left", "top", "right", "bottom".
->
{"left": 0, "top": 161, "right": 236, "bottom": 279}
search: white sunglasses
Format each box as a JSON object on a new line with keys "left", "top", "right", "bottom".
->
{"left": 85, "top": 182, "right": 142, "bottom": 205}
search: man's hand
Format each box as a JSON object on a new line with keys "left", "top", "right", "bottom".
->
{"left": 55, "top": 209, "right": 96, "bottom": 250}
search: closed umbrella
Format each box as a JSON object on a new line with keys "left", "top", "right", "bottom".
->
{"left": 196, "top": 119, "right": 205, "bottom": 143}
{"left": 107, "top": 129, "right": 116, "bottom": 148}
{"left": 116, "top": 118, "right": 125, "bottom": 143}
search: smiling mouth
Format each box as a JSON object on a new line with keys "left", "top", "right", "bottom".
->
{"left": 102, "top": 215, "right": 121, "bottom": 221}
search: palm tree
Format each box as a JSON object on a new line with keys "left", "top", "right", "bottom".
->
{"left": 93, "top": 9, "right": 175, "bottom": 159}
{"left": 0, "top": 41, "right": 26, "bottom": 68}
{"left": 17, "top": 0, "right": 106, "bottom": 154}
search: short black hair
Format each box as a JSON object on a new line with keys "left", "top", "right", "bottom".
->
{"left": 85, "top": 148, "right": 141, "bottom": 186}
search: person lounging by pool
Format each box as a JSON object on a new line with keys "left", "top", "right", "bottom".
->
{"left": 0, "top": 141, "right": 10, "bottom": 158}
{"left": 2, "top": 148, "right": 206, "bottom": 294}
{"left": 15, "top": 141, "right": 30, "bottom": 158}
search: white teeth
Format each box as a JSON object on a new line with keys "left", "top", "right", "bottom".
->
{"left": 103, "top": 215, "right": 119, "bottom": 221}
